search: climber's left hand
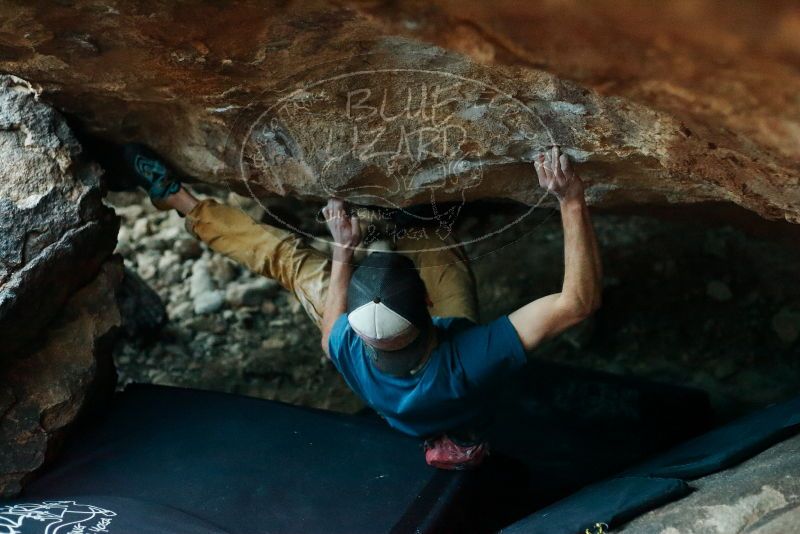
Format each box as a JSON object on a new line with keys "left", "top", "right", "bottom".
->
{"left": 534, "top": 146, "right": 584, "bottom": 203}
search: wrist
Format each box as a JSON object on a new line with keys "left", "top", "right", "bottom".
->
{"left": 558, "top": 185, "right": 585, "bottom": 207}
{"left": 332, "top": 244, "right": 355, "bottom": 263}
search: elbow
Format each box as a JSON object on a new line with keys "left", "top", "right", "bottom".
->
{"left": 583, "top": 287, "right": 603, "bottom": 316}
{"left": 582, "top": 294, "right": 602, "bottom": 318}
{"left": 564, "top": 293, "right": 601, "bottom": 323}
{"left": 589, "top": 291, "right": 602, "bottom": 314}
{"left": 320, "top": 334, "right": 331, "bottom": 359}
{"left": 572, "top": 307, "right": 593, "bottom": 323}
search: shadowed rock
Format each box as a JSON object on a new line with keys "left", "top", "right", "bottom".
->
{"left": 0, "top": 259, "right": 122, "bottom": 497}
{"left": 0, "top": 75, "right": 119, "bottom": 359}
{"left": 117, "top": 267, "right": 167, "bottom": 342}
{"left": 0, "top": 74, "right": 121, "bottom": 497}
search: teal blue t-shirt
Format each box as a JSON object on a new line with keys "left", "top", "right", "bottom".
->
{"left": 327, "top": 314, "right": 527, "bottom": 438}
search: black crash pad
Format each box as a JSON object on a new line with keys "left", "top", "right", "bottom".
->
{"left": 2, "top": 364, "right": 719, "bottom": 534}
{"left": 458, "top": 361, "right": 712, "bottom": 531}
{"left": 3, "top": 384, "right": 468, "bottom": 534}
{"left": 501, "top": 476, "right": 690, "bottom": 534}
{"left": 502, "top": 393, "right": 800, "bottom": 533}
{"left": 626, "top": 394, "right": 800, "bottom": 479}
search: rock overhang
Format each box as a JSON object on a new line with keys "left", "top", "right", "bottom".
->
{"left": 0, "top": 1, "right": 796, "bottom": 223}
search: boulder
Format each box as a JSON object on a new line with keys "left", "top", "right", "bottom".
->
{"left": 0, "top": 2, "right": 797, "bottom": 223}
{"left": 116, "top": 267, "right": 167, "bottom": 342}
{"left": 0, "top": 74, "right": 119, "bottom": 359}
{"left": 0, "top": 74, "right": 121, "bottom": 497}
{"left": 0, "top": 259, "right": 122, "bottom": 498}
{"left": 619, "top": 434, "right": 800, "bottom": 533}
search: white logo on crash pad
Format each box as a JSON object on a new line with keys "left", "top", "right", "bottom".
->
{"left": 0, "top": 501, "right": 116, "bottom": 534}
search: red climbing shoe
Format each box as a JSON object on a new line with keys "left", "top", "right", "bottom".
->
{"left": 424, "top": 435, "right": 488, "bottom": 470}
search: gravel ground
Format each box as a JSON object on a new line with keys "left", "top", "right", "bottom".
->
{"left": 109, "top": 190, "right": 800, "bottom": 421}
{"left": 110, "top": 190, "right": 361, "bottom": 413}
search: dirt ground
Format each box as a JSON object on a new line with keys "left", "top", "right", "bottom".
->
{"left": 111, "top": 191, "right": 800, "bottom": 422}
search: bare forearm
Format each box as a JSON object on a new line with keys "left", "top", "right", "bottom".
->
{"left": 559, "top": 196, "right": 602, "bottom": 313}
{"left": 320, "top": 198, "right": 362, "bottom": 356}
{"left": 320, "top": 250, "right": 354, "bottom": 355}
{"left": 508, "top": 147, "right": 601, "bottom": 351}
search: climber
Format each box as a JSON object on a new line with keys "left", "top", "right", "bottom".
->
{"left": 121, "top": 144, "right": 602, "bottom": 470}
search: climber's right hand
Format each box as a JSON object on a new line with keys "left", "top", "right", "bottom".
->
{"left": 323, "top": 198, "right": 361, "bottom": 261}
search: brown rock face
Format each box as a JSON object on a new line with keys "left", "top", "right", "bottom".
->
{"left": 0, "top": 1, "right": 798, "bottom": 223}
{"left": 0, "top": 75, "right": 119, "bottom": 359}
{"left": 0, "top": 258, "right": 121, "bottom": 498}
{"left": 0, "top": 74, "right": 121, "bottom": 497}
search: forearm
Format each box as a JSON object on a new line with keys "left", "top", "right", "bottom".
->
{"left": 558, "top": 195, "right": 602, "bottom": 314}
{"left": 320, "top": 249, "right": 354, "bottom": 355}
{"left": 508, "top": 147, "right": 601, "bottom": 351}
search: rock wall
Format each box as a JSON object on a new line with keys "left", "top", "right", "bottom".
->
{"left": 0, "top": 1, "right": 797, "bottom": 222}
{"left": 0, "top": 259, "right": 121, "bottom": 498}
{"left": 0, "top": 75, "right": 121, "bottom": 496}
{"left": 0, "top": 75, "right": 119, "bottom": 359}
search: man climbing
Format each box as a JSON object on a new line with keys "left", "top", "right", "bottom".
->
{"left": 121, "top": 144, "right": 602, "bottom": 470}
